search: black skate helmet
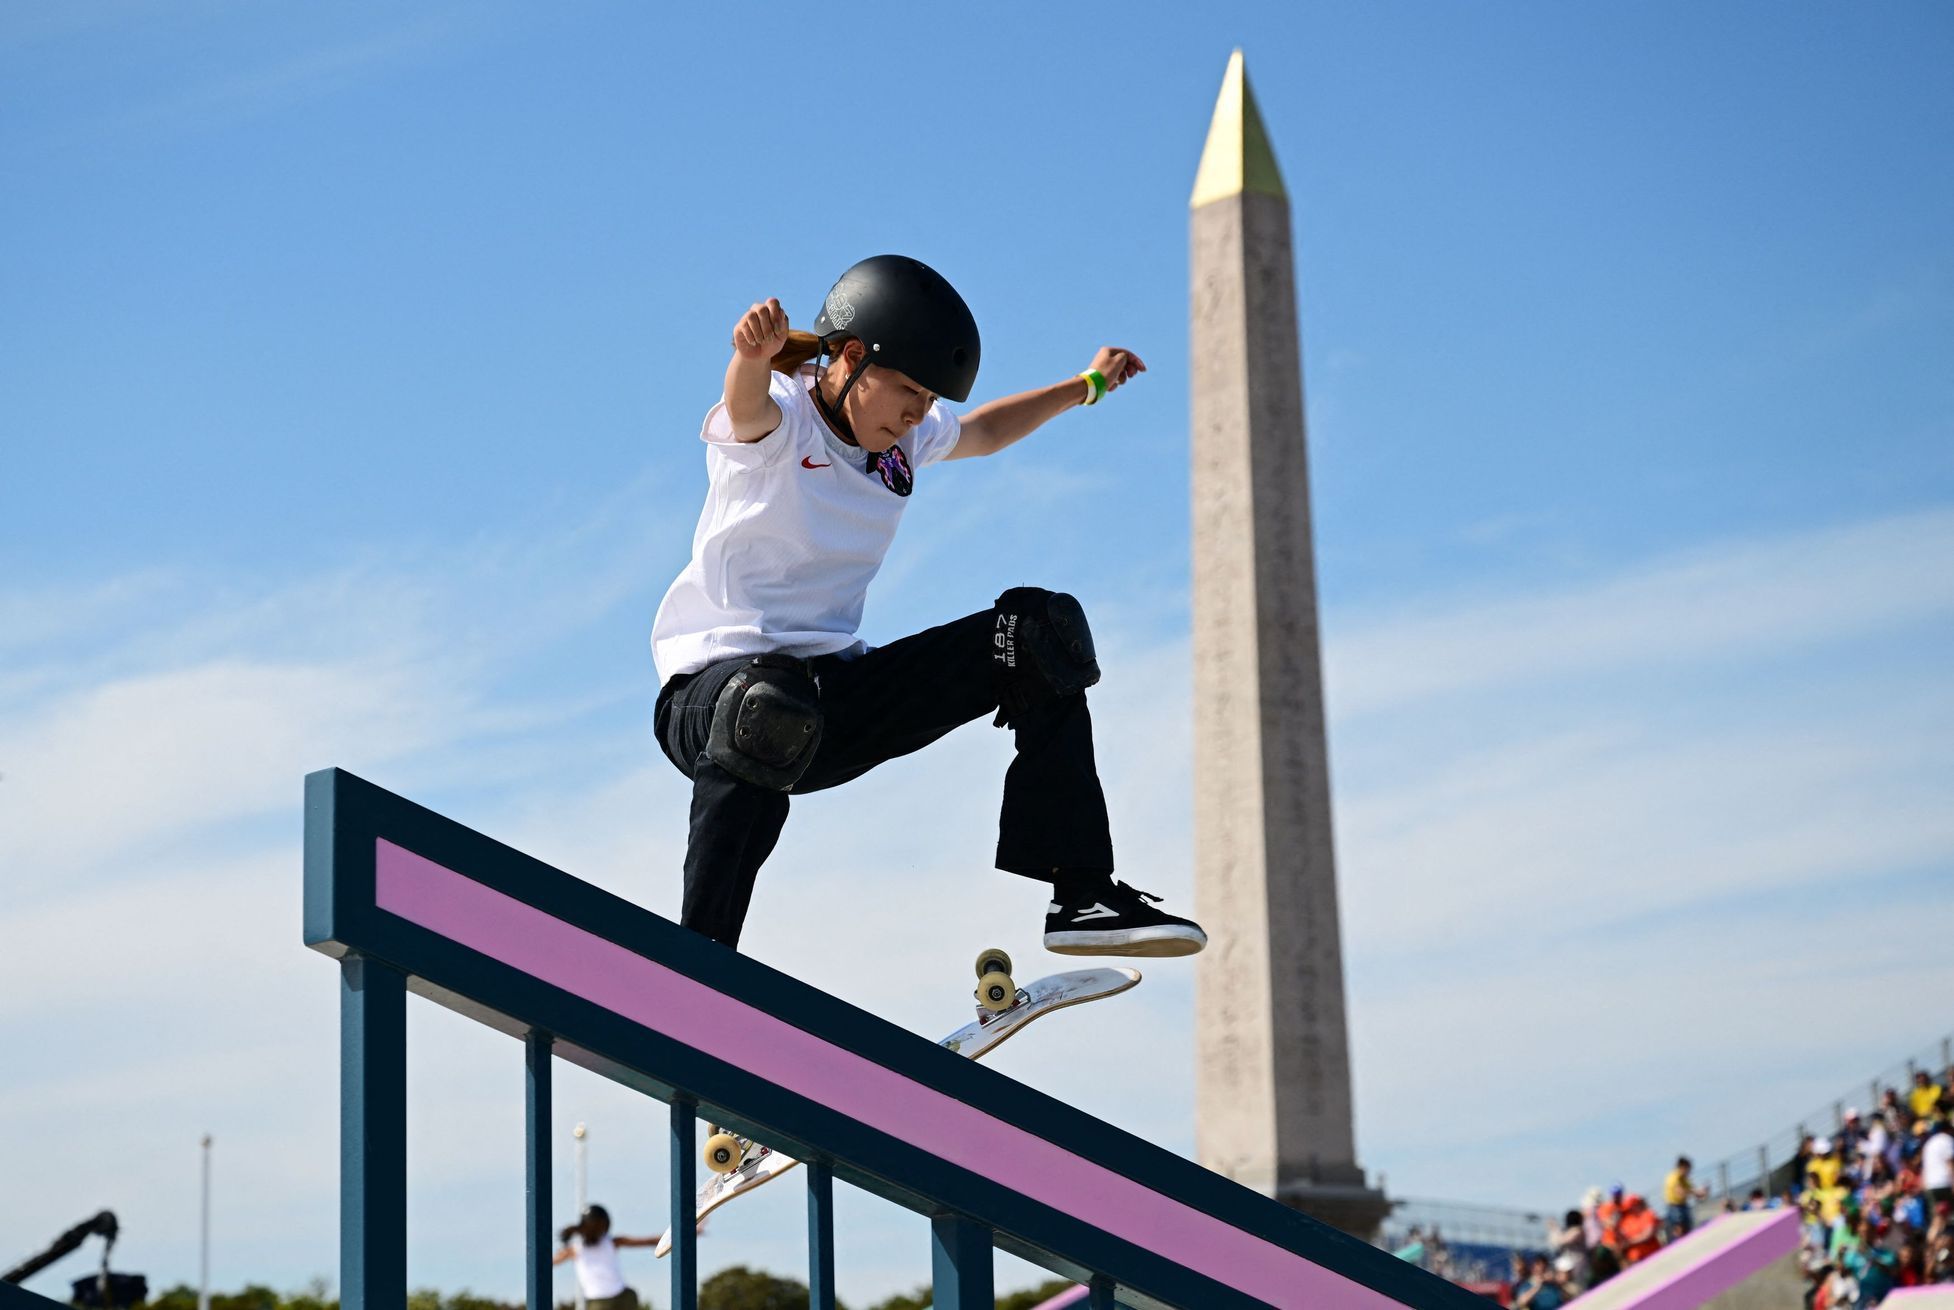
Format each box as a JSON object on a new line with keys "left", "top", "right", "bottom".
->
{"left": 810, "top": 255, "right": 981, "bottom": 404}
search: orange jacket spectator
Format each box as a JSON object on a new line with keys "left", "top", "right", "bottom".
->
{"left": 1595, "top": 1193, "right": 1623, "bottom": 1248}
{"left": 1616, "top": 1196, "right": 1662, "bottom": 1264}
{"left": 1596, "top": 1187, "right": 1662, "bottom": 1256}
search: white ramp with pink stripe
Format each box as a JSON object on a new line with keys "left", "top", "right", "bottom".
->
{"left": 1566, "top": 1210, "right": 1800, "bottom": 1310}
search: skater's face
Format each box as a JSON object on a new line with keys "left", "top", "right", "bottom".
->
{"left": 827, "top": 340, "right": 935, "bottom": 454}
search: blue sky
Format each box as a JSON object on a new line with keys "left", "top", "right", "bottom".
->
{"left": 4, "top": 1, "right": 1952, "bottom": 1304}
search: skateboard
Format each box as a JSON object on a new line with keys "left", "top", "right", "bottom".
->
{"left": 653, "top": 951, "right": 1140, "bottom": 1257}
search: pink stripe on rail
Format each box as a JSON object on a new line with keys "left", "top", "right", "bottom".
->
{"left": 373, "top": 839, "right": 1397, "bottom": 1309}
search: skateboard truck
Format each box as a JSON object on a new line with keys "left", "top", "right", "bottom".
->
{"left": 973, "top": 947, "right": 1016, "bottom": 1014}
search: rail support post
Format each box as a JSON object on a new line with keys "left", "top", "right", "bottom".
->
{"left": 669, "top": 1097, "right": 698, "bottom": 1310}
{"left": 525, "top": 1032, "right": 553, "bottom": 1310}
{"left": 930, "top": 1214, "right": 993, "bottom": 1309}
{"left": 341, "top": 955, "right": 407, "bottom": 1310}
{"left": 807, "top": 1162, "right": 837, "bottom": 1310}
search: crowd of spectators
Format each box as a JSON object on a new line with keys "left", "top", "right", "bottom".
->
{"left": 1494, "top": 1166, "right": 1702, "bottom": 1307}
{"left": 1414, "top": 1066, "right": 1954, "bottom": 1308}
{"left": 1779, "top": 1068, "right": 1954, "bottom": 1307}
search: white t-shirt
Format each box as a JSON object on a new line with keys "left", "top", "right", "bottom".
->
{"left": 1924, "top": 1130, "right": 1954, "bottom": 1190}
{"left": 573, "top": 1234, "right": 627, "bottom": 1299}
{"left": 650, "top": 364, "right": 961, "bottom": 684}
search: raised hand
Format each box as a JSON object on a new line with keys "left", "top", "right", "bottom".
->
{"left": 1091, "top": 346, "right": 1147, "bottom": 394}
{"left": 733, "top": 298, "right": 789, "bottom": 360}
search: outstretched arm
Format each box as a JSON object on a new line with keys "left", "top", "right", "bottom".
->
{"left": 723, "top": 298, "right": 790, "bottom": 443}
{"left": 550, "top": 1247, "right": 575, "bottom": 1266}
{"left": 948, "top": 346, "right": 1144, "bottom": 460}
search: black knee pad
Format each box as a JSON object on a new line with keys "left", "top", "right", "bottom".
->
{"left": 991, "top": 587, "right": 1100, "bottom": 726}
{"left": 705, "top": 654, "right": 823, "bottom": 791}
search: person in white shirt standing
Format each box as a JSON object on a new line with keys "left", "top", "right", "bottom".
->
{"left": 651, "top": 254, "right": 1208, "bottom": 958}
{"left": 551, "top": 1205, "right": 655, "bottom": 1310}
{"left": 1923, "top": 1116, "right": 1954, "bottom": 1212}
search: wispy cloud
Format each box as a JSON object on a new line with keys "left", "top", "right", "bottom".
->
{"left": 5, "top": 11, "right": 496, "bottom": 158}
{"left": 135, "top": 17, "right": 477, "bottom": 137}
{"left": 1326, "top": 507, "right": 1954, "bottom": 718}
{"left": 1339, "top": 695, "right": 1954, "bottom": 957}
{"left": 1322, "top": 506, "right": 1954, "bottom": 1208}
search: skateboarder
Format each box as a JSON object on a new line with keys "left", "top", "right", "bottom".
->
{"left": 651, "top": 254, "right": 1207, "bottom": 958}
{"left": 552, "top": 1205, "right": 655, "bottom": 1310}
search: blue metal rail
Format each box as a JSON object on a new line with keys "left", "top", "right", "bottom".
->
{"left": 303, "top": 767, "right": 1478, "bottom": 1310}
{"left": 0, "top": 1283, "right": 73, "bottom": 1310}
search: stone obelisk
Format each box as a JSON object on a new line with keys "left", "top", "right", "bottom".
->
{"left": 1189, "top": 49, "right": 1390, "bottom": 1240}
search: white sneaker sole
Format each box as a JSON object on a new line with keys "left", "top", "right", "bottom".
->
{"left": 1043, "top": 924, "right": 1208, "bottom": 958}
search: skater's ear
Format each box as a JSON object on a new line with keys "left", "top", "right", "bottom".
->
{"left": 824, "top": 336, "right": 867, "bottom": 376}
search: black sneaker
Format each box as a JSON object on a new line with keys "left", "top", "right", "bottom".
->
{"left": 1043, "top": 880, "right": 1208, "bottom": 957}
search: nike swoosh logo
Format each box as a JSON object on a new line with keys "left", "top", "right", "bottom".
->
{"left": 1070, "top": 903, "right": 1119, "bottom": 922}
{"left": 801, "top": 456, "right": 831, "bottom": 469}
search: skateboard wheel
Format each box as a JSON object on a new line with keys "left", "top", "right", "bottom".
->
{"left": 974, "top": 948, "right": 1012, "bottom": 980}
{"left": 704, "top": 1132, "right": 744, "bottom": 1174}
{"left": 976, "top": 970, "right": 1015, "bottom": 1013}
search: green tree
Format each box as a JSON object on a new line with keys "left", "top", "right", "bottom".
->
{"left": 995, "top": 1281, "right": 1072, "bottom": 1310}
{"left": 857, "top": 1276, "right": 1074, "bottom": 1310}
{"left": 697, "top": 1266, "right": 843, "bottom": 1310}
{"left": 861, "top": 1289, "right": 928, "bottom": 1310}
{"left": 441, "top": 1294, "right": 520, "bottom": 1310}
{"left": 212, "top": 1287, "right": 282, "bottom": 1310}
{"left": 141, "top": 1287, "right": 284, "bottom": 1310}
{"left": 283, "top": 1278, "right": 337, "bottom": 1310}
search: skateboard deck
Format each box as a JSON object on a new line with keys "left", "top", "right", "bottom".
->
{"left": 653, "top": 965, "right": 1140, "bottom": 1257}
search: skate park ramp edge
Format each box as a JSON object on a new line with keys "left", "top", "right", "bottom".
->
{"left": 1567, "top": 1209, "right": 1800, "bottom": 1310}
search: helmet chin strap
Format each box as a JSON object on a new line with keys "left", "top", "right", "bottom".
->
{"left": 813, "top": 344, "right": 871, "bottom": 446}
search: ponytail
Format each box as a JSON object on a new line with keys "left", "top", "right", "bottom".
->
{"left": 770, "top": 329, "right": 841, "bottom": 376}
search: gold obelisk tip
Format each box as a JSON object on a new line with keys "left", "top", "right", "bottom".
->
{"left": 1190, "top": 48, "right": 1287, "bottom": 209}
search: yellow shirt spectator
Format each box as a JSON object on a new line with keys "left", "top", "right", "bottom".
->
{"left": 1664, "top": 1168, "right": 1690, "bottom": 1206}
{"left": 1910, "top": 1081, "right": 1944, "bottom": 1120}
{"left": 1806, "top": 1183, "right": 1849, "bottom": 1225}
{"left": 1808, "top": 1153, "right": 1841, "bottom": 1191}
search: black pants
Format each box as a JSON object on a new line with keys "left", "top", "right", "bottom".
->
{"left": 654, "top": 607, "right": 1114, "bottom": 949}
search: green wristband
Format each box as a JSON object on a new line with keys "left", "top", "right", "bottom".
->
{"left": 1079, "top": 369, "right": 1109, "bottom": 405}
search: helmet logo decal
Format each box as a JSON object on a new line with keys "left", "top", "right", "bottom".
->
{"left": 824, "top": 289, "right": 857, "bottom": 331}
